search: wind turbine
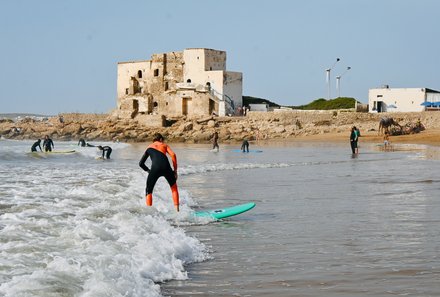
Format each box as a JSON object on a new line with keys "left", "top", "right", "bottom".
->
{"left": 336, "top": 66, "right": 351, "bottom": 98}
{"left": 326, "top": 58, "right": 340, "bottom": 100}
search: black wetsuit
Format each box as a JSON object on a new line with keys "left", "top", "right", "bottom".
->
{"left": 43, "top": 138, "right": 54, "bottom": 152}
{"left": 139, "top": 144, "right": 176, "bottom": 196}
{"left": 31, "top": 141, "right": 42, "bottom": 152}
{"left": 78, "top": 139, "right": 86, "bottom": 147}
{"left": 241, "top": 140, "right": 249, "bottom": 152}
{"left": 100, "top": 146, "right": 112, "bottom": 159}
{"left": 350, "top": 130, "right": 358, "bottom": 154}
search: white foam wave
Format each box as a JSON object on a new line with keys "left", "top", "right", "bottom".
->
{"left": 0, "top": 154, "right": 209, "bottom": 297}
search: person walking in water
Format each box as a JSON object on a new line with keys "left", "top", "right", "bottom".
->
{"left": 241, "top": 139, "right": 250, "bottom": 152}
{"left": 42, "top": 135, "right": 54, "bottom": 152}
{"left": 31, "top": 139, "right": 42, "bottom": 152}
{"left": 97, "top": 145, "right": 112, "bottom": 159}
{"left": 212, "top": 131, "right": 219, "bottom": 152}
{"left": 139, "top": 133, "right": 180, "bottom": 212}
{"left": 349, "top": 126, "right": 358, "bottom": 154}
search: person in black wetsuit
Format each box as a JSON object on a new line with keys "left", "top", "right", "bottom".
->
{"left": 31, "top": 139, "right": 42, "bottom": 152}
{"left": 241, "top": 139, "right": 250, "bottom": 152}
{"left": 139, "top": 133, "right": 180, "bottom": 212}
{"left": 349, "top": 126, "right": 358, "bottom": 154}
{"left": 78, "top": 138, "right": 86, "bottom": 147}
{"left": 97, "top": 145, "right": 112, "bottom": 159}
{"left": 42, "top": 135, "right": 54, "bottom": 152}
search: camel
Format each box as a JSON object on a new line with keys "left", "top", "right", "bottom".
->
{"left": 378, "top": 117, "right": 401, "bottom": 135}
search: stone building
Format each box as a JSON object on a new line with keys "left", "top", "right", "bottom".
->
{"left": 116, "top": 48, "right": 243, "bottom": 125}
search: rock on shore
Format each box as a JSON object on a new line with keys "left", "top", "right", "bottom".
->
{"left": 1, "top": 111, "right": 440, "bottom": 143}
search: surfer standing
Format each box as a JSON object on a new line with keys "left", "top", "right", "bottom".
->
{"left": 42, "top": 135, "right": 54, "bottom": 152}
{"left": 241, "top": 139, "right": 250, "bottom": 152}
{"left": 139, "top": 133, "right": 180, "bottom": 212}
{"left": 212, "top": 132, "right": 219, "bottom": 151}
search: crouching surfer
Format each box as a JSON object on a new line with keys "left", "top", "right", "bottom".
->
{"left": 138, "top": 133, "right": 180, "bottom": 212}
{"left": 97, "top": 145, "right": 112, "bottom": 159}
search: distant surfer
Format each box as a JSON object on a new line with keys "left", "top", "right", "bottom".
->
{"left": 212, "top": 131, "right": 219, "bottom": 152}
{"left": 241, "top": 139, "right": 249, "bottom": 153}
{"left": 78, "top": 138, "right": 95, "bottom": 147}
{"left": 42, "top": 135, "right": 54, "bottom": 152}
{"left": 349, "top": 126, "right": 358, "bottom": 154}
{"left": 97, "top": 145, "right": 112, "bottom": 159}
{"left": 139, "top": 133, "right": 180, "bottom": 212}
{"left": 31, "top": 139, "right": 42, "bottom": 152}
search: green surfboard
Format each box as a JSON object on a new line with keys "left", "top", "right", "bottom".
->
{"left": 194, "top": 202, "right": 256, "bottom": 220}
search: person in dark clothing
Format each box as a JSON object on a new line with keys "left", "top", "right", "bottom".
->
{"left": 350, "top": 126, "right": 358, "bottom": 154}
{"left": 42, "top": 135, "right": 54, "bottom": 152}
{"left": 139, "top": 133, "right": 180, "bottom": 212}
{"left": 31, "top": 139, "right": 42, "bottom": 152}
{"left": 212, "top": 132, "right": 219, "bottom": 151}
{"left": 241, "top": 139, "right": 250, "bottom": 152}
{"left": 97, "top": 146, "right": 112, "bottom": 159}
{"left": 78, "top": 138, "right": 86, "bottom": 147}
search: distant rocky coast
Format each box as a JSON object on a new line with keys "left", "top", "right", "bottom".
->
{"left": 1, "top": 111, "right": 440, "bottom": 144}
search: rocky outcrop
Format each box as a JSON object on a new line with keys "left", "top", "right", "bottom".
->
{"left": 1, "top": 111, "right": 439, "bottom": 143}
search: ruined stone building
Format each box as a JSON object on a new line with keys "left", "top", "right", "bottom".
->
{"left": 116, "top": 48, "right": 242, "bottom": 125}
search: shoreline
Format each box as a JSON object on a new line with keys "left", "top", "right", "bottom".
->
{"left": 1, "top": 111, "right": 439, "bottom": 147}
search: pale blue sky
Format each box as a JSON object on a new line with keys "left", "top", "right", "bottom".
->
{"left": 1, "top": 0, "right": 439, "bottom": 115}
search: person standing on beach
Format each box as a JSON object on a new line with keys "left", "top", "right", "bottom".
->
{"left": 31, "top": 139, "right": 42, "bottom": 152}
{"left": 212, "top": 132, "right": 219, "bottom": 152}
{"left": 42, "top": 135, "right": 54, "bottom": 152}
{"left": 350, "top": 127, "right": 358, "bottom": 154}
{"left": 139, "top": 133, "right": 180, "bottom": 212}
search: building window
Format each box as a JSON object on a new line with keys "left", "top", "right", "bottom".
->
{"left": 164, "top": 82, "right": 169, "bottom": 91}
{"left": 154, "top": 69, "right": 159, "bottom": 77}
{"left": 187, "top": 79, "right": 191, "bottom": 83}
{"left": 125, "top": 88, "right": 129, "bottom": 95}
{"left": 377, "top": 95, "right": 383, "bottom": 98}
{"left": 138, "top": 70, "right": 142, "bottom": 78}
{"left": 153, "top": 102, "right": 158, "bottom": 107}
{"left": 139, "top": 87, "right": 143, "bottom": 94}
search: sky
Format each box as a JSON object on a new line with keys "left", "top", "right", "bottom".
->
{"left": 1, "top": 0, "right": 440, "bottom": 115}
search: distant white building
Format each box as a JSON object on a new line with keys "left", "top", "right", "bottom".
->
{"left": 369, "top": 86, "right": 440, "bottom": 113}
{"left": 248, "top": 103, "right": 269, "bottom": 112}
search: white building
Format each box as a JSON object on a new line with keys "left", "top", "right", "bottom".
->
{"left": 369, "top": 86, "right": 440, "bottom": 113}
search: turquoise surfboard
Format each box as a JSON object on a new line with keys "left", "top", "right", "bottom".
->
{"left": 194, "top": 202, "right": 256, "bottom": 220}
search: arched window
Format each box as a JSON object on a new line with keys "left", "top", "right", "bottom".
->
{"left": 153, "top": 102, "right": 158, "bottom": 107}
{"left": 187, "top": 79, "right": 191, "bottom": 83}
{"left": 137, "top": 70, "right": 142, "bottom": 78}
{"left": 206, "top": 82, "right": 211, "bottom": 87}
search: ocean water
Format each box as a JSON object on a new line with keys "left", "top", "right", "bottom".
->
{"left": 1, "top": 139, "right": 439, "bottom": 297}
